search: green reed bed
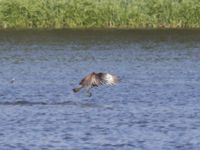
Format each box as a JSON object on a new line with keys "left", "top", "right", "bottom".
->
{"left": 0, "top": 0, "right": 200, "bottom": 29}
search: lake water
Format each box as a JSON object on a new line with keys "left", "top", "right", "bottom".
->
{"left": 0, "top": 29, "right": 200, "bottom": 150}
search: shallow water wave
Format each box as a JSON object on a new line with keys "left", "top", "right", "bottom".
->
{"left": 0, "top": 100, "right": 104, "bottom": 109}
{"left": 0, "top": 30, "right": 200, "bottom": 149}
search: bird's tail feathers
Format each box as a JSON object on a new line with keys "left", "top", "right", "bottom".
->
{"left": 73, "top": 86, "right": 82, "bottom": 93}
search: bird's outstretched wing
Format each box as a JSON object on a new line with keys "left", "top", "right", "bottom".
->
{"left": 97, "top": 73, "right": 119, "bottom": 86}
{"left": 79, "top": 73, "right": 100, "bottom": 86}
{"left": 79, "top": 72, "right": 120, "bottom": 87}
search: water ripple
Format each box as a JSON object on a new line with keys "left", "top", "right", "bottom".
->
{"left": 0, "top": 30, "right": 200, "bottom": 150}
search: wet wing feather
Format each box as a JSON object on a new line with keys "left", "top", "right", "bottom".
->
{"left": 97, "top": 73, "right": 119, "bottom": 86}
{"left": 79, "top": 72, "right": 119, "bottom": 87}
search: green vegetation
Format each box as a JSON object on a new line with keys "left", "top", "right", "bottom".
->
{"left": 0, "top": 0, "right": 200, "bottom": 29}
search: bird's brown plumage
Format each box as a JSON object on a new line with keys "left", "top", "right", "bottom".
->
{"left": 80, "top": 72, "right": 102, "bottom": 87}
{"left": 73, "top": 72, "right": 119, "bottom": 95}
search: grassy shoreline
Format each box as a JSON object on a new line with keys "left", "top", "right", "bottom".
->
{"left": 0, "top": 0, "right": 200, "bottom": 29}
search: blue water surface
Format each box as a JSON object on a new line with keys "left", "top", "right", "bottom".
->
{"left": 0, "top": 29, "right": 200, "bottom": 150}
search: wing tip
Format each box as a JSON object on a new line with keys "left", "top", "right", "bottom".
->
{"left": 103, "top": 73, "right": 120, "bottom": 85}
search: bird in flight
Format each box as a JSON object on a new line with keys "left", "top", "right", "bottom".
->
{"left": 73, "top": 72, "right": 120, "bottom": 96}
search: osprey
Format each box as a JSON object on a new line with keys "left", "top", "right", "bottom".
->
{"left": 73, "top": 72, "right": 119, "bottom": 96}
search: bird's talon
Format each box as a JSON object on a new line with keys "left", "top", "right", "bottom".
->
{"left": 87, "top": 92, "right": 92, "bottom": 97}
